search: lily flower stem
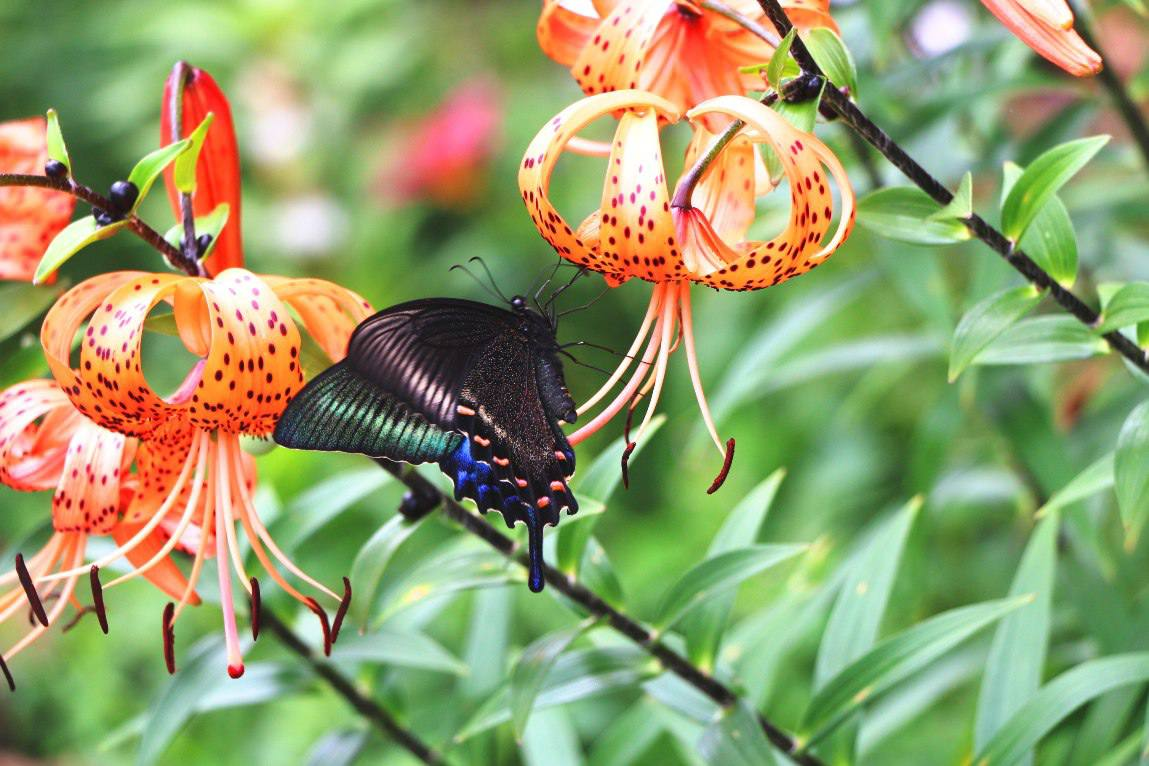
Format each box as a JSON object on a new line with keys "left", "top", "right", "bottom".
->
{"left": 751, "top": 0, "right": 1149, "bottom": 374}
{"left": 373, "top": 460, "right": 826, "bottom": 766}
{"left": 260, "top": 607, "right": 447, "bottom": 766}
{"left": 0, "top": 172, "right": 202, "bottom": 277}
{"left": 1069, "top": 3, "right": 1149, "bottom": 176}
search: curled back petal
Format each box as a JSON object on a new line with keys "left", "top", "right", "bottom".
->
{"left": 162, "top": 65, "right": 244, "bottom": 274}
{"left": 683, "top": 126, "right": 757, "bottom": 242}
{"left": 778, "top": 0, "right": 840, "bottom": 33}
{"left": 52, "top": 419, "right": 128, "bottom": 534}
{"left": 684, "top": 96, "right": 855, "bottom": 291}
{"left": 0, "top": 118, "right": 76, "bottom": 283}
{"left": 538, "top": 0, "right": 600, "bottom": 66}
{"left": 572, "top": 1, "right": 667, "bottom": 95}
{"left": 599, "top": 107, "right": 685, "bottom": 282}
{"left": 980, "top": 0, "right": 1101, "bottom": 76}
{"left": 264, "top": 277, "right": 373, "bottom": 363}
{"left": 0, "top": 380, "right": 77, "bottom": 491}
{"left": 519, "top": 90, "right": 680, "bottom": 280}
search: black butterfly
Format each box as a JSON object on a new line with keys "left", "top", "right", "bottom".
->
{"left": 273, "top": 295, "right": 578, "bottom": 592}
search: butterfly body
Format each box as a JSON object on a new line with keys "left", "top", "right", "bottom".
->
{"left": 274, "top": 296, "right": 577, "bottom": 592}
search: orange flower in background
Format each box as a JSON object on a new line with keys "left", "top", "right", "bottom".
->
{"left": 37, "top": 268, "right": 372, "bottom": 677}
{"left": 0, "top": 118, "right": 75, "bottom": 282}
{"left": 519, "top": 90, "right": 853, "bottom": 486}
{"left": 376, "top": 78, "right": 504, "bottom": 207}
{"left": 161, "top": 63, "right": 244, "bottom": 275}
{"left": 0, "top": 380, "right": 195, "bottom": 689}
{"left": 980, "top": 0, "right": 1102, "bottom": 76}
{"left": 537, "top": 0, "right": 837, "bottom": 114}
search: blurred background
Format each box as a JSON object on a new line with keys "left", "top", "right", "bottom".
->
{"left": 1, "top": 0, "right": 1148, "bottom": 763}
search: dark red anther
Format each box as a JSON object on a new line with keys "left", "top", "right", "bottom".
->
{"left": 162, "top": 602, "right": 177, "bottom": 674}
{"left": 249, "top": 577, "right": 261, "bottom": 641}
{"left": 15, "top": 554, "right": 48, "bottom": 627}
{"left": 706, "top": 438, "right": 736, "bottom": 495}
{"left": 305, "top": 598, "right": 333, "bottom": 656}
{"left": 90, "top": 565, "right": 108, "bottom": 635}
{"left": 621, "top": 442, "right": 637, "bottom": 490}
{"left": 0, "top": 653, "right": 14, "bottom": 692}
{"left": 331, "top": 577, "right": 352, "bottom": 644}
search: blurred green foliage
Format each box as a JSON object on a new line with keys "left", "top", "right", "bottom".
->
{"left": 2, "top": 0, "right": 1149, "bottom": 764}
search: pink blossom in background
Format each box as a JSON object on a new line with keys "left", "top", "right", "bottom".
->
{"left": 376, "top": 79, "right": 503, "bottom": 208}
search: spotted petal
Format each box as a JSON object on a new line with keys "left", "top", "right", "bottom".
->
{"left": 51, "top": 419, "right": 128, "bottom": 534}
{"left": 572, "top": 1, "right": 666, "bottom": 96}
{"left": 264, "top": 277, "right": 373, "bottom": 362}
{"left": 0, "top": 380, "right": 78, "bottom": 491}
{"left": 0, "top": 118, "right": 76, "bottom": 283}
{"left": 538, "top": 0, "right": 601, "bottom": 66}
{"left": 684, "top": 96, "right": 855, "bottom": 291}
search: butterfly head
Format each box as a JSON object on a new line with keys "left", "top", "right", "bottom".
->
{"left": 510, "top": 294, "right": 528, "bottom": 313}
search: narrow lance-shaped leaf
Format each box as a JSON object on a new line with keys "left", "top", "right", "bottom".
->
{"left": 975, "top": 512, "right": 1059, "bottom": 763}
{"left": 803, "top": 27, "right": 858, "bottom": 96}
{"left": 174, "top": 113, "right": 215, "bottom": 194}
{"left": 45, "top": 108, "right": 70, "bottom": 173}
{"left": 975, "top": 653, "right": 1149, "bottom": 766}
{"left": 802, "top": 596, "right": 1031, "bottom": 743}
{"left": 1115, "top": 402, "right": 1149, "bottom": 548}
{"left": 815, "top": 497, "right": 921, "bottom": 688}
{"left": 684, "top": 470, "right": 787, "bottom": 670}
{"left": 697, "top": 702, "right": 779, "bottom": 766}
{"left": 766, "top": 29, "right": 799, "bottom": 87}
{"left": 927, "top": 172, "right": 972, "bottom": 222}
{"left": 1001, "top": 135, "right": 1108, "bottom": 241}
{"left": 858, "top": 187, "right": 972, "bottom": 245}
{"left": 948, "top": 285, "right": 1042, "bottom": 381}
{"left": 33, "top": 217, "right": 129, "bottom": 285}
{"left": 1036, "top": 452, "right": 1113, "bottom": 519}
{"left": 1002, "top": 162, "right": 1078, "bottom": 287}
{"left": 973, "top": 316, "right": 1107, "bottom": 367}
{"left": 1096, "top": 283, "right": 1149, "bottom": 335}
{"left": 348, "top": 514, "right": 422, "bottom": 631}
{"left": 510, "top": 620, "right": 595, "bottom": 740}
{"left": 136, "top": 637, "right": 227, "bottom": 766}
{"left": 331, "top": 629, "right": 469, "bottom": 675}
{"left": 653, "top": 544, "right": 808, "bottom": 634}
{"left": 126, "top": 139, "right": 192, "bottom": 211}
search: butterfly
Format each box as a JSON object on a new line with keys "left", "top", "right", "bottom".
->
{"left": 273, "top": 295, "right": 578, "bottom": 592}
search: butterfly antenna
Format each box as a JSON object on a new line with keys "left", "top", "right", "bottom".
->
{"left": 544, "top": 265, "right": 591, "bottom": 311}
{"left": 532, "top": 258, "right": 565, "bottom": 311}
{"left": 468, "top": 256, "right": 511, "bottom": 304}
{"left": 559, "top": 340, "right": 635, "bottom": 360}
{"left": 558, "top": 349, "right": 614, "bottom": 377}
{"left": 448, "top": 263, "right": 506, "bottom": 305}
{"left": 557, "top": 285, "right": 610, "bottom": 318}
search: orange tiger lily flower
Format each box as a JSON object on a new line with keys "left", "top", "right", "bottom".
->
{"left": 0, "top": 118, "right": 75, "bottom": 282}
{"left": 38, "top": 267, "right": 372, "bottom": 676}
{"left": 161, "top": 63, "right": 244, "bottom": 275}
{"left": 519, "top": 90, "right": 853, "bottom": 487}
{"left": 980, "top": 0, "right": 1101, "bottom": 76}
{"left": 537, "top": 0, "right": 837, "bottom": 115}
{"left": 0, "top": 380, "right": 196, "bottom": 689}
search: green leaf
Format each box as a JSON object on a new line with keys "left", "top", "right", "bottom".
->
{"left": 588, "top": 698, "right": 667, "bottom": 765}
{"left": 973, "top": 316, "right": 1107, "bottom": 367}
{"left": 284, "top": 466, "right": 392, "bottom": 548}
{"left": 975, "top": 513, "right": 1059, "bottom": 761}
{"left": 653, "top": 544, "right": 807, "bottom": 633}
{"left": 803, "top": 28, "right": 857, "bottom": 96}
{"left": 0, "top": 283, "right": 62, "bottom": 344}
{"left": 698, "top": 702, "right": 780, "bottom": 766}
{"left": 304, "top": 730, "right": 368, "bottom": 766}
{"left": 0, "top": 338, "right": 50, "bottom": 389}
{"left": 684, "top": 470, "right": 787, "bottom": 670}
{"left": 348, "top": 514, "right": 422, "bottom": 631}
{"left": 522, "top": 708, "right": 584, "bottom": 766}
{"left": 34, "top": 217, "right": 129, "bottom": 284}
{"left": 45, "top": 108, "right": 71, "bottom": 172}
{"left": 927, "top": 172, "right": 972, "bottom": 222}
{"left": 774, "top": 84, "right": 823, "bottom": 133}
{"left": 815, "top": 498, "right": 921, "bottom": 688}
{"left": 1001, "top": 136, "right": 1108, "bottom": 241}
{"left": 1036, "top": 453, "right": 1114, "bottom": 518}
{"left": 948, "top": 286, "right": 1042, "bottom": 381}
{"left": 975, "top": 654, "right": 1149, "bottom": 766}
{"left": 510, "top": 621, "right": 593, "bottom": 739}
{"left": 174, "top": 113, "right": 214, "bottom": 194}
{"left": 766, "top": 29, "right": 799, "bottom": 88}
{"left": 331, "top": 629, "right": 468, "bottom": 675}
{"left": 559, "top": 417, "right": 665, "bottom": 575}
{"left": 1096, "top": 283, "right": 1149, "bottom": 334}
{"left": 578, "top": 537, "right": 625, "bottom": 608}
{"left": 162, "top": 203, "right": 230, "bottom": 262}
{"left": 454, "top": 647, "right": 649, "bottom": 741}
{"left": 1020, "top": 195, "right": 1078, "bottom": 288}
{"left": 858, "top": 187, "right": 972, "bottom": 245}
{"left": 1116, "top": 402, "right": 1149, "bottom": 548}
{"left": 136, "top": 637, "right": 227, "bottom": 766}
{"left": 802, "top": 596, "right": 1031, "bottom": 742}
{"left": 126, "top": 138, "right": 192, "bottom": 211}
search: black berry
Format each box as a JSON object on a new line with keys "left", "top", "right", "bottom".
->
{"left": 92, "top": 208, "right": 116, "bottom": 227}
{"left": 196, "top": 234, "right": 214, "bottom": 255}
{"left": 44, "top": 160, "right": 68, "bottom": 179}
{"left": 108, "top": 180, "right": 139, "bottom": 213}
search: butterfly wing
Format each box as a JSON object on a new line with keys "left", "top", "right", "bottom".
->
{"left": 274, "top": 361, "right": 462, "bottom": 464}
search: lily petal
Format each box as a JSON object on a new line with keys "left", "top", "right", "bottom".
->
{"left": 51, "top": 419, "right": 127, "bottom": 535}
{"left": 980, "top": 0, "right": 1101, "bottom": 76}
{"left": 538, "top": 0, "right": 600, "bottom": 66}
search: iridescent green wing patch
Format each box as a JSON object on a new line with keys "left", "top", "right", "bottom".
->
{"left": 274, "top": 361, "right": 462, "bottom": 464}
